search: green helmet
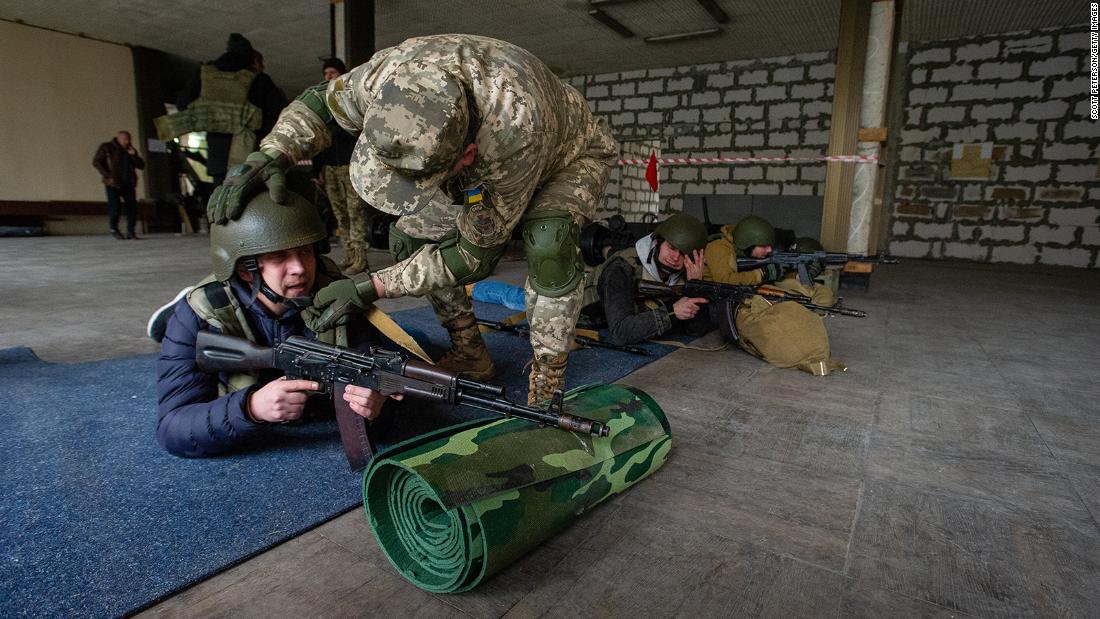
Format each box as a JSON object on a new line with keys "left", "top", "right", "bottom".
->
{"left": 653, "top": 212, "right": 708, "bottom": 254}
{"left": 732, "top": 215, "right": 775, "bottom": 252}
{"left": 789, "top": 236, "right": 824, "bottom": 253}
{"left": 210, "top": 190, "right": 328, "bottom": 282}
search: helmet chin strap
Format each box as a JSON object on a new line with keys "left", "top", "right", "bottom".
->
{"left": 242, "top": 257, "right": 313, "bottom": 309}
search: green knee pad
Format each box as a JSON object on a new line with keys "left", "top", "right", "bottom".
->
{"left": 438, "top": 234, "right": 508, "bottom": 285}
{"left": 523, "top": 210, "right": 583, "bottom": 298}
{"left": 389, "top": 224, "right": 433, "bottom": 262}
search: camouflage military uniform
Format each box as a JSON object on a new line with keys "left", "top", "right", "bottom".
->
{"left": 702, "top": 227, "right": 843, "bottom": 375}
{"left": 322, "top": 163, "right": 379, "bottom": 273}
{"left": 260, "top": 35, "right": 617, "bottom": 399}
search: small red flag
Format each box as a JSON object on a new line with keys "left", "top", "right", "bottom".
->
{"left": 645, "top": 151, "right": 659, "bottom": 193}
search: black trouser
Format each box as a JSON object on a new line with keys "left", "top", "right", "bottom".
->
{"left": 105, "top": 184, "right": 137, "bottom": 234}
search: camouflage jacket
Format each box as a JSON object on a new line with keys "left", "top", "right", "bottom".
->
{"left": 261, "top": 34, "right": 617, "bottom": 297}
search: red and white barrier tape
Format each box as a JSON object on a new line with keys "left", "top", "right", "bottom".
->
{"left": 619, "top": 154, "right": 878, "bottom": 165}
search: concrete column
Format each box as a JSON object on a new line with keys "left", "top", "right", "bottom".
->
{"left": 848, "top": 0, "right": 896, "bottom": 254}
{"left": 343, "top": 0, "right": 375, "bottom": 67}
{"left": 819, "top": 0, "right": 870, "bottom": 251}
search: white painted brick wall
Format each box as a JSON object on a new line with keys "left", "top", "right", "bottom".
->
{"left": 913, "top": 222, "right": 954, "bottom": 239}
{"left": 1039, "top": 247, "right": 1091, "bottom": 267}
{"left": 1064, "top": 121, "right": 1100, "bottom": 138}
{"left": 956, "top": 41, "right": 1000, "bottom": 62}
{"left": 1059, "top": 31, "right": 1090, "bottom": 51}
{"left": 790, "top": 83, "right": 825, "bottom": 99}
{"left": 1049, "top": 207, "right": 1100, "bottom": 226}
{"left": 1019, "top": 101, "right": 1070, "bottom": 120}
{"left": 1029, "top": 56, "right": 1079, "bottom": 76}
{"left": 706, "top": 74, "right": 734, "bottom": 89}
{"left": 910, "top": 48, "right": 951, "bottom": 64}
{"left": 1057, "top": 164, "right": 1100, "bottom": 183}
{"left": 931, "top": 65, "right": 974, "bottom": 82}
{"left": 1030, "top": 225, "right": 1077, "bottom": 245}
{"left": 926, "top": 106, "right": 966, "bottom": 123}
{"left": 943, "top": 242, "right": 989, "bottom": 260}
{"left": 990, "top": 245, "right": 1038, "bottom": 263}
{"left": 970, "top": 103, "right": 1014, "bottom": 121}
{"left": 983, "top": 226, "right": 1026, "bottom": 242}
{"left": 952, "top": 84, "right": 997, "bottom": 101}
{"left": 739, "top": 70, "right": 768, "bottom": 85}
{"left": 1050, "top": 77, "right": 1087, "bottom": 98}
{"left": 993, "top": 123, "right": 1039, "bottom": 141}
{"left": 912, "top": 87, "right": 951, "bottom": 104}
{"left": 888, "top": 240, "right": 934, "bottom": 257}
{"left": 1004, "top": 35, "right": 1052, "bottom": 54}
{"left": 994, "top": 81, "right": 1044, "bottom": 99}
{"left": 755, "top": 85, "right": 787, "bottom": 100}
{"left": 945, "top": 124, "right": 990, "bottom": 142}
{"left": 773, "top": 67, "right": 804, "bottom": 82}
{"left": 976, "top": 62, "right": 1023, "bottom": 80}
{"left": 1003, "top": 165, "right": 1053, "bottom": 182}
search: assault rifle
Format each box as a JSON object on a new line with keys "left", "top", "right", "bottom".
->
{"left": 637, "top": 280, "right": 867, "bottom": 318}
{"left": 736, "top": 252, "right": 899, "bottom": 286}
{"left": 476, "top": 319, "right": 651, "bottom": 356}
{"left": 637, "top": 279, "right": 865, "bottom": 343}
{"left": 195, "top": 331, "right": 609, "bottom": 471}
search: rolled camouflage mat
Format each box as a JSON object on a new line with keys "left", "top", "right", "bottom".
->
{"left": 363, "top": 383, "right": 672, "bottom": 593}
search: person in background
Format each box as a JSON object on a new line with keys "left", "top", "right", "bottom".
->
{"left": 312, "top": 57, "right": 379, "bottom": 276}
{"left": 93, "top": 130, "right": 145, "bottom": 240}
{"left": 176, "top": 33, "right": 287, "bottom": 186}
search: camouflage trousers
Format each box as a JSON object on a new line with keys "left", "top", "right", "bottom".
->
{"left": 409, "top": 151, "right": 613, "bottom": 360}
{"left": 324, "top": 164, "right": 379, "bottom": 250}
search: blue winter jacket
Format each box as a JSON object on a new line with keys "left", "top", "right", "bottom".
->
{"left": 156, "top": 278, "right": 371, "bottom": 457}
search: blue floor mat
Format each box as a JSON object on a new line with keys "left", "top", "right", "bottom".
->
{"left": 0, "top": 303, "right": 676, "bottom": 617}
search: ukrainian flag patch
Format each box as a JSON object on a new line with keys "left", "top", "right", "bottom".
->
{"left": 465, "top": 187, "right": 484, "bottom": 205}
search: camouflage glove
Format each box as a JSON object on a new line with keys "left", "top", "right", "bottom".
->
{"left": 207, "top": 150, "right": 290, "bottom": 224}
{"left": 302, "top": 273, "right": 380, "bottom": 333}
{"left": 760, "top": 261, "right": 785, "bottom": 283}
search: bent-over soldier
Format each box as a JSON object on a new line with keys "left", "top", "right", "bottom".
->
{"left": 207, "top": 34, "right": 617, "bottom": 404}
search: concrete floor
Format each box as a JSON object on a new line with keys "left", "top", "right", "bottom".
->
{"left": 3, "top": 234, "right": 1099, "bottom": 617}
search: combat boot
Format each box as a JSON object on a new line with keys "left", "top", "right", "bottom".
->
{"left": 343, "top": 245, "right": 370, "bottom": 276}
{"left": 438, "top": 315, "right": 496, "bottom": 380}
{"left": 527, "top": 352, "right": 568, "bottom": 405}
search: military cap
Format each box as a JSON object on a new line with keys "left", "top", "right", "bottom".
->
{"left": 351, "top": 62, "right": 470, "bottom": 216}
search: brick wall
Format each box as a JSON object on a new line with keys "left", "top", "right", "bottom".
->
{"left": 567, "top": 51, "right": 837, "bottom": 221}
{"left": 567, "top": 24, "right": 1097, "bottom": 267}
{"left": 890, "top": 25, "right": 1097, "bottom": 267}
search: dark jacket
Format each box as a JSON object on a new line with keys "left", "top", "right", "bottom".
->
{"left": 155, "top": 277, "right": 371, "bottom": 457}
{"left": 93, "top": 139, "right": 145, "bottom": 188}
{"left": 593, "top": 257, "right": 712, "bottom": 346}
{"left": 312, "top": 127, "right": 358, "bottom": 170}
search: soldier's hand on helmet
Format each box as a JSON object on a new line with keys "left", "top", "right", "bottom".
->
{"left": 760, "top": 261, "right": 785, "bottom": 283}
{"left": 247, "top": 377, "right": 319, "bottom": 423}
{"left": 672, "top": 296, "right": 709, "bottom": 321}
{"left": 684, "top": 249, "right": 706, "bottom": 281}
{"left": 302, "top": 273, "right": 380, "bottom": 333}
{"left": 342, "top": 384, "right": 403, "bottom": 421}
{"left": 207, "top": 150, "right": 291, "bottom": 224}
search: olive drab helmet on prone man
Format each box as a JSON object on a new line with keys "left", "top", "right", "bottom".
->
{"left": 652, "top": 212, "right": 707, "bottom": 256}
{"left": 209, "top": 190, "right": 333, "bottom": 308}
{"left": 731, "top": 215, "right": 776, "bottom": 254}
